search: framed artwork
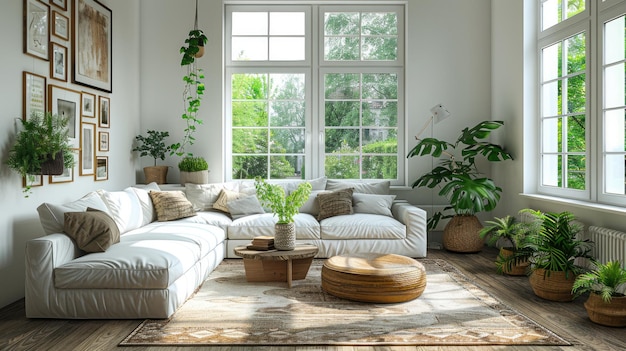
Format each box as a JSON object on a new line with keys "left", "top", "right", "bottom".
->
{"left": 98, "top": 131, "right": 109, "bottom": 151}
{"left": 73, "top": 0, "right": 112, "bottom": 92}
{"left": 80, "top": 121, "right": 96, "bottom": 176}
{"left": 49, "top": 164, "right": 74, "bottom": 184}
{"left": 50, "top": 42, "right": 67, "bottom": 81}
{"left": 81, "top": 92, "right": 96, "bottom": 117}
{"left": 23, "top": 71, "right": 46, "bottom": 120}
{"left": 48, "top": 85, "right": 81, "bottom": 148}
{"left": 95, "top": 156, "right": 108, "bottom": 181}
{"left": 98, "top": 96, "right": 110, "bottom": 128}
{"left": 24, "top": 0, "right": 50, "bottom": 60}
{"left": 50, "top": 0, "right": 68, "bottom": 11}
{"left": 23, "top": 174, "right": 43, "bottom": 189}
{"left": 52, "top": 10, "right": 69, "bottom": 40}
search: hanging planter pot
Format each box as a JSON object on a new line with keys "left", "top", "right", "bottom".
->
{"left": 40, "top": 151, "right": 65, "bottom": 176}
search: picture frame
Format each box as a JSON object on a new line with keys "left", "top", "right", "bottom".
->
{"left": 73, "top": 0, "right": 112, "bottom": 92}
{"left": 23, "top": 174, "right": 43, "bottom": 189}
{"left": 48, "top": 85, "right": 81, "bottom": 148}
{"left": 98, "top": 96, "right": 110, "bottom": 128}
{"left": 50, "top": 0, "right": 68, "bottom": 11}
{"left": 52, "top": 10, "right": 69, "bottom": 40}
{"left": 81, "top": 91, "right": 96, "bottom": 117}
{"left": 24, "top": 0, "right": 50, "bottom": 60}
{"left": 23, "top": 71, "right": 46, "bottom": 120}
{"left": 98, "top": 131, "right": 109, "bottom": 151}
{"left": 80, "top": 121, "right": 96, "bottom": 176}
{"left": 49, "top": 164, "right": 74, "bottom": 184}
{"left": 95, "top": 156, "right": 108, "bottom": 181}
{"left": 50, "top": 42, "right": 67, "bottom": 81}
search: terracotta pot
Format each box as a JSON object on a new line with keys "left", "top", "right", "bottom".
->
{"left": 274, "top": 222, "right": 296, "bottom": 251}
{"left": 584, "top": 293, "right": 626, "bottom": 327}
{"left": 442, "top": 215, "right": 484, "bottom": 253}
{"left": 529, "top": 268, "right": 577, "bottom": 302}
{"left": 180, "top": 170, "right": 209, "bottom": 185}
{"left": 143, "top": 166, "right": 168, "bottom": 184}
{"left": 499, "top": 247, "right": 530, "bottom": 276}
{"left": 194, "top": 45, "right": 205, "bottom": 58}
{"left": 40, "top": 151, "right": 64, "bottom": 175}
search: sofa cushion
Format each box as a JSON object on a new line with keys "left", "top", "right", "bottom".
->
{"left": 317, "top": 188, "right": 354, "bottom": 221}
{"left": 185, "top": 183, "right": 226, "bottom": 211}
{"left": 149, "top": 191, "right": 196, "bottom": 221}
{"left": 130, "top": 182, "right": 160, "bottom": 226}
{"left": 37, "top": 191, "right": 111, "bottom": 235}
{"left": 299, "top": 190, "right": 330, "bottom": 216}
{"left": 226, "top": 195, "right": 265, "bottom": 219}
{"left": 325, "top": 179, "right": 390, "bottom": 195}
{"left": 212, "top": 189, "right": 246, "bottom": 213}
{"left": 63, "top": 208, "right": 120, "bottom": 252}
{"left": 352, "top": 193, "right": 396, "bottom": 217}
{"left": 320, "top": 213, "right": 405, "bottom": 240}
{"left": 54, "top": 222, "right": 226, "bottom": 289}
{"left": 98, "top": 187, "right": 145, "bottom": 233}
{"left": 227, "top": 213, "right": 320, "bottom": 240}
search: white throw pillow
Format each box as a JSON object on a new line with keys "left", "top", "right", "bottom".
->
{"left": 352, "top": 193, "right": 396, "bottom": 217}
{"left": 299, "top": 190, "right": 330, "bottom": 216}
{"left": 325, "top": 179, "right": 390, "bottom": 195}
{"left": 185, "top": 183, "right": 225, "bottom": 211}
{"left": 98, "top": 188, "right": 144, "bottom": 234}
{"left": 37, "top": 191, "right": 110, "bottom": 234}
{"left": 226, "top": 195, "right": 265, "bottom": 219}
{"left": 131, "top": 182, "right": 160, "bottom": 226}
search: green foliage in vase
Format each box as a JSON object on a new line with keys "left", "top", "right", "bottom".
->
{"left": 572, "top": 260, "right": 626, "bottom": 303}
{"left": 132, "top": 130, "right": 171, "bottom": 166}
{"left": 254, "top": 178, "right": 312, "bottom": 224}
{"left": 178, "top": 156, "right": 208, "bottom": 172}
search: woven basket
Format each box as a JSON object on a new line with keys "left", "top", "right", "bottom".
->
{"left": 442, "top": 215, "right": 484, "bottom": 253}
{"left": 143, "top": 166, "right": 168, "bottom": 184}
{"left": 584, "top": 293, "right": 626, "bottom": 327}
{"left": 274, "top": 222, "right": 296, "bottom": 251}
{"left": 499, "top": 248, "right": 530, "bottom": 276}
{"left": 40, "top": 151, "right": 64, "bottom": 175}
{"left": 529, "top": 269, "right": 577, "bottom": 302}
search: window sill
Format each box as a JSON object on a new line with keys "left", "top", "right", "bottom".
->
{"left": 520, "top": 193, "right": 626, "bottom": 216}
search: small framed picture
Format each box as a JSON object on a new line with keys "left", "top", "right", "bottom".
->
{"left": 98, "top": 131, "right": 109, "bottom": 151}
{"left": 49, "top": 165, "right": 73, "bottom": 184}
{"left": 24, "top": 0, "right": 50, "bottom": 60}
{"left": 23, "top": 174, "right": 43, "bottom": 189}
{"left": 50, "top": 0, "right": 67, "bottom": 11}
{"left": 80, "top": 122, "right": 96, "bottom": 176}
{"left": 81, "top": 92, "right": 96, "bottom": 117}
{"left": 50, "top": 42, "right": 67, "bottom": 81}
{"left": 49, "top": 85, "right": 81, "bottom": 148}
{"left": 52, "top": 10, "right": 69, "bottom": 40}
{"left": 95, "top": 156, "right": 108, "bottom": 181}
{"left": 98, "top": 96, "right": 110, "bottom": 128}
{"left": 23, "top": 71, "right": 46, "bottom": 120}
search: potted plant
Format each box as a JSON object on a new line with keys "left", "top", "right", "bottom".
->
{"left": 6, "top": 111, "right": 75, "bottom": 196}
{"left": 572, "top": 260, "right": 626, "bottom": 327}
{"left": 254, "top": 178, "right": 312, "bottom": 250}
{"left": 178, "top": 156, "right": 209, "bottom": 185}
{"left": 522, "top": 209, "right": 594, "bottom": 302}
{"left": 479, "top": 214, "right": 535, "bottom": 275}
{"left": 407, "top": 120, "right": 513, "bottom": 252}
{"left": 132, "top": 130, "right": 172, "bottom": 184}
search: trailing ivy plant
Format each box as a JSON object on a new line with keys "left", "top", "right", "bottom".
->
{"left": 171, "top": 29, "right": 208, "bottom": 157}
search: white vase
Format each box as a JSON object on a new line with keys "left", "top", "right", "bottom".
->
{"left": 274, "top": 222, "right": 296, "bottom": 250}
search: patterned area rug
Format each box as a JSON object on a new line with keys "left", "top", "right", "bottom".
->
{"left": 120, "top": 259, "right": 569, "bottom": 346}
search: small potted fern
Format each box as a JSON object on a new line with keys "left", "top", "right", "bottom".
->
{"left": 478, "top": 214, "right": 534, "bottom": 276}
{"left": 178, "top": 156, "right": 209, "bottom": 185}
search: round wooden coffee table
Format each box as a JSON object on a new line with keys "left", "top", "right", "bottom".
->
{"left": 321, "top": 253, "right": 427, "bottom": 303}
{"left": 233, "top": 244, "right": 318, "bottom": 288}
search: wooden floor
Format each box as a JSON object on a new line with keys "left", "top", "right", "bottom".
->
{"left": 1, "top": 247, "right": 625, "bottom": 351}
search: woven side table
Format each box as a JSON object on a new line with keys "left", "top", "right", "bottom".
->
{"left": 321, "top": 253, "right": 426, "bottom": 303}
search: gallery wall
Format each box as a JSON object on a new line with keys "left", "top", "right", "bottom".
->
{"left": 0, "top": 0, "right": 141, "bottom": 309}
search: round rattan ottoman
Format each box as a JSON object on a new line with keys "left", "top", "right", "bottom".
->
{"left": 321, "top": 253, "right": 427, "bottom": 303}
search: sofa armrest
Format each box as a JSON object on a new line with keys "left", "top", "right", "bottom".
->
{"left": 391, "top": 201, "right": 428, "bottom": 257}
{"left": 25, "top": 233, "right": 80, "bottom": 317}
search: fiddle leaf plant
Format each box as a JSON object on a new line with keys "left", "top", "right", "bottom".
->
{"left": 407, "top": 120, "right": 513, "bottom": 230}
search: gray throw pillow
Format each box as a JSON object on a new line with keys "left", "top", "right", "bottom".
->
{"left": 352, "top": 193, "right": 396, "bottom": 217}
{"left": 226, "top": 195, "right": 265, "bottom": 219}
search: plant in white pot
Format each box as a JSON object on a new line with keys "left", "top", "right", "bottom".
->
{"left": 178, "top": 156, "right": 209, "bottom": 185}
{"left": 132, "top": 130, "right": 172, "bottom": 184}
{"left": 254, "top": 178, "right": 312, "bottom": 250}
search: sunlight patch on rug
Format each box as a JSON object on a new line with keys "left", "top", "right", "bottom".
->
{"left": 120, "top": 259, "right": 569, "bottom": 346}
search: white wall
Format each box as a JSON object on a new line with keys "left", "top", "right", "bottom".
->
{"left": 0, "top": 0, "right": 141, "bottom": 309}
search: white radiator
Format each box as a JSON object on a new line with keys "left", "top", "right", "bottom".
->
{"left": 587, "top": 226, "right": 626, "bottom": 266}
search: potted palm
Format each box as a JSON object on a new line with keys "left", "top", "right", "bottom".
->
{"left": 6, "top": 111, "right": 75, "bottom": 196}
{"left": 572, "top": 260, "right": 626, "bottom": 327}
{"left": 407, "top": 120, "right": 513, "bottom": 252}
{"left": 522, "top": 209, "right": 594, "bottom": 302}
{"left": 479, "top": 214, "right": 535, "bottom": 275}
{"left": 178, "top": 156, "right": 209, "bottom": 184}
{"left": 254, "top": 178, "right": 312, "bottom": 250}
{"left": 132, "top": 130, "right": 172, "bottom": 184}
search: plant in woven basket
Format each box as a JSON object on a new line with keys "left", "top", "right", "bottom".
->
{"left": 479, "top": 214, "right": 536, "bottom": 275}
{"left": 6, "top": 111, "right": 75, "bottom": 197}
{"left": 132, "top": 130, "right": 172, "bottom": 184}
{"left": 178, "top": 156, "right": 208, "bottom": 172}
{"left": 254, "top": 178, "right": 312, "bottom": 224}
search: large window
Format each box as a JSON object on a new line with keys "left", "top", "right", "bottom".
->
{"left": 225, "top": 4, "right": 405, "bottom": 183}
{"left": 537, "top": 0, "right": 626, "bottom": 206}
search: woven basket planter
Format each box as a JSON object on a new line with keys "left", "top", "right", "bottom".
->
{"left": 274, "top": 222, "right": 296, "bottom": 251}
{"left": 143, "top": 166, "right": 168, "bottom": 184}
{"left": 499, "top": 247, "right": 530, "bottom": 276}
{"left": 584, "top": 293, "right": 626, "bottom": 327}
{"left": 529, "top": 268, "right": 577, "bottom": 302}
{"left": 442, "top": 215, "right": 484, "bottom": 253}
{"left": 180, "top": 170, "right": 209, "bottom": 185}
{"left": 40, "top": 151, "right": 64, "bottom": 176}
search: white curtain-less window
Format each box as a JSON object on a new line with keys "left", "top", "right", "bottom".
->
{"left": 225, "top": 4, "right": 405, "bottom": 184}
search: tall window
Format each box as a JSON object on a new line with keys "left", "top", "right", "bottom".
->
{"left": 225, "top": 4, "right": 405, "bottom": 183}
{"left": 537, "top": 0, "right": 626, "bottom": 206}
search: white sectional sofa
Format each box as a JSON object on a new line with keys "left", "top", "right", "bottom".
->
{"left": 25, "top": 178, "right": 427, "bottom": 319}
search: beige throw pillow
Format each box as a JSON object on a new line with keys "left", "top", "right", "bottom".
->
{"left": 63, "top": 208, "right": 120, "bottom": 252}
{"left": 317, "top": 188, "right": 354, "bottom": 221}
{"left": 149, "top": 191, "right": 196, "bottom": 222}
{"left": 212, "top": 189, "right": 244, "bottom": 213}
